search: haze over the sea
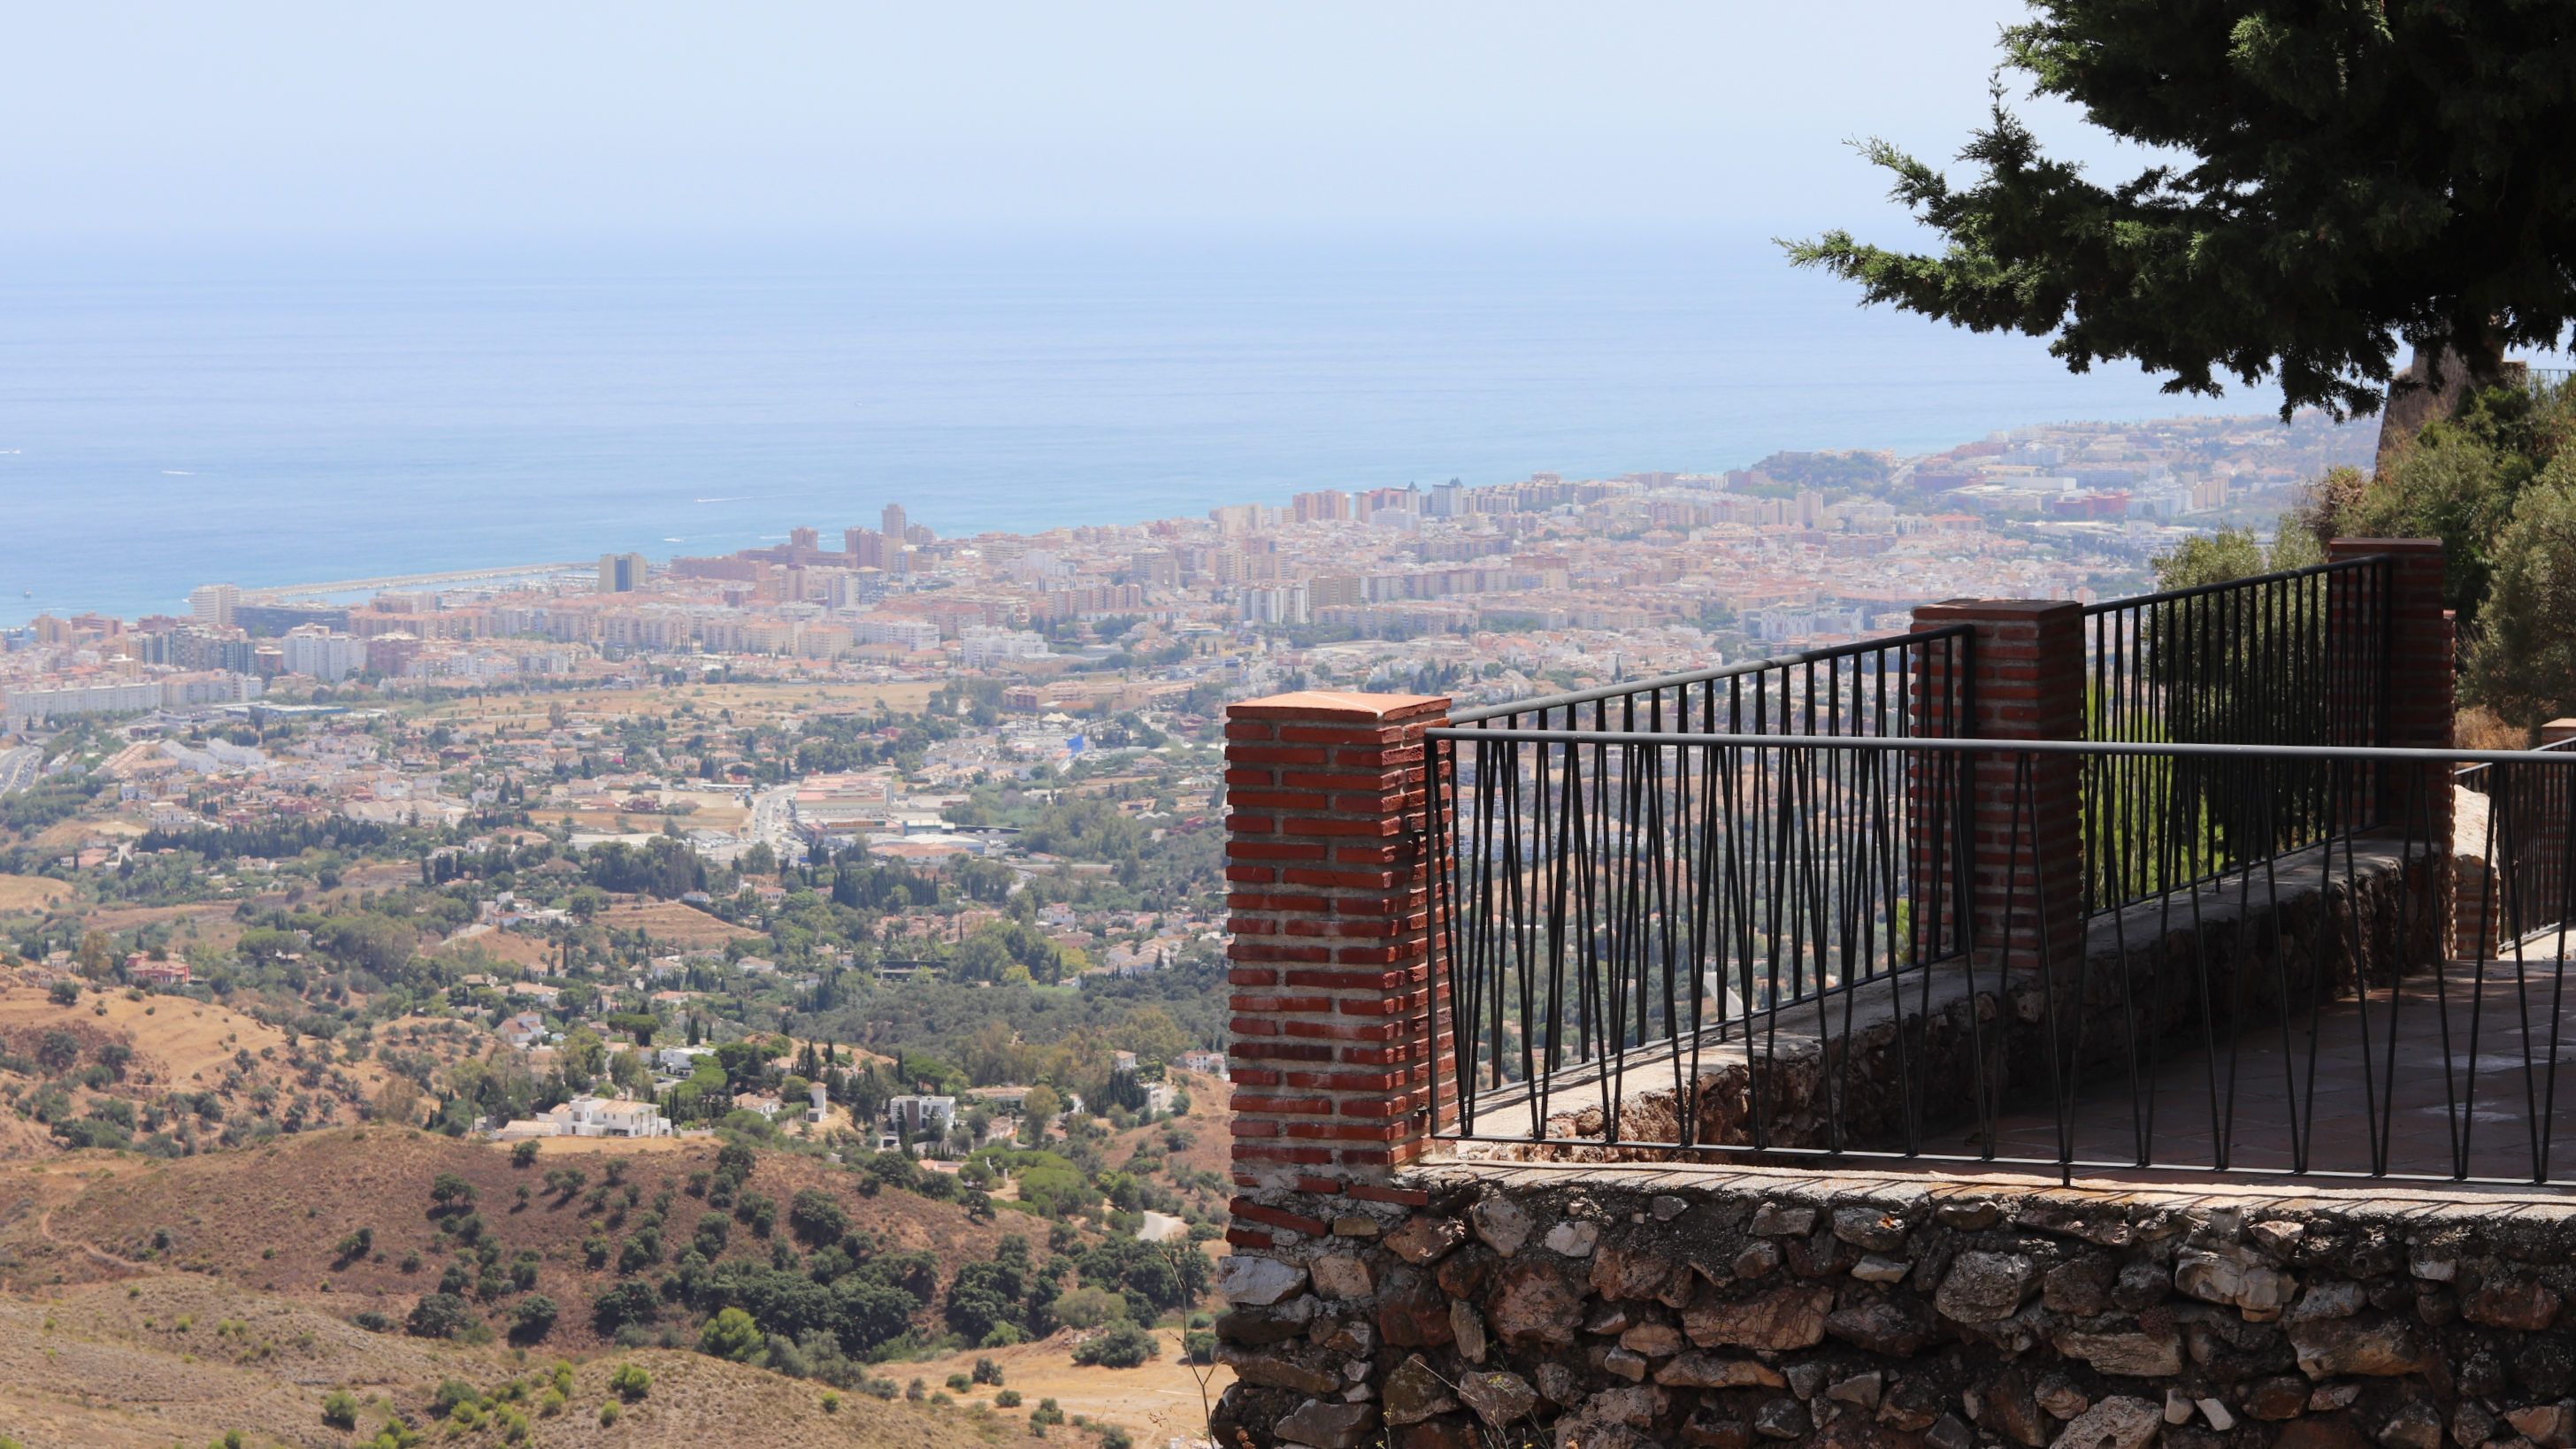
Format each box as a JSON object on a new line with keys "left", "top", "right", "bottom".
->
{"left": 0, "top": 233, "right": 2337, "bottom": 627}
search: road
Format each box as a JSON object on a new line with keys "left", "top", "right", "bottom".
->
{"left": 747, "top": 785, "right": 797, "bottom": 853}
{"left": 0, "top": 746, "right": 41, "bottom": 797}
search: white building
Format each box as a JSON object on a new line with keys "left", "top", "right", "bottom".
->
{"left": 853, "top": 615, "right": 943, "bottom": 651}
{"left": 1745, "top": 608, "right": 1868, "bottom": 642}
{"left": 281, "top": 627, "right": 367, "bottom": 682}
{"left": 188, "top": 583, "right": 241, "bottom": 629}
{"left": 655, "top": 1044, "right": 716, "bottom": 1074}
{"left": 163, "top": 671, "right": 264, "bottom": 707}
{"left": 3, "top": 678, "right": 164, "bottom": 730}
{"left": 494, "top": 1095, "right": 671, "bottom": 1141}
{"left": 1239, "top": 581, "right": 1309, "bottom": 627}
{"left": 960, "top": 626, "right": 1050, "bottom": 669}
{"left": 883, "top": 1093, "right": 957, "bottom": 1148}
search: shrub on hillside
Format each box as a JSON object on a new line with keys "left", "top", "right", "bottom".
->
{"left": 590, "top": 1281, "right": 659, "bottom": 1332}
{"left": 52, "top": 1116, "right": 131, "bottom": 1150}
{"left": 1053, "top": 1285, "right": 1122, "bottom": 1329}
{"left": 609, "top": 1362, "right": 651, "bottom": 1401}
{"left": 1070, "top": 1322, "right": 1159, "bottom": 1368}
{"left": 405, "top": 1292, "right": 473, "bottom": 1339}
{"left": 431, "top": 1380, "right": 478, "bottom": 1417}
{"left": 787, "top": 1186, "right": 848, "bottom": 1244}
{"left": 509, "top": 1294, "right": 557, "bottom": 1340}
{"left": 699, "top": 1307, "right": 765, "bottom": 1361}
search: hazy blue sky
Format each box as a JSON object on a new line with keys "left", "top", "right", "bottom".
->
{"left": 4, "top": 3, "right": 2133, "bottom": 249}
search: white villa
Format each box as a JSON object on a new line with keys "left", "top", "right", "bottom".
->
{"left": 493, "top": 1094, "right": 670, "bottom": 1141}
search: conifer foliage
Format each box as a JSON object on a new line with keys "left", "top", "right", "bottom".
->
{"left": 1788, "top": 2, "right": 2576, "bottom": 418}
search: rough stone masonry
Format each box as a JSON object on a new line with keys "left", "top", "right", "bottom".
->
{"left": 1211, "top": 1166, "right": 2576, "bottom": 1449}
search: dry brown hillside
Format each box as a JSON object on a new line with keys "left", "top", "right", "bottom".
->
{"left": 0, "top": 1066, "right": 1245, "bottom": 1446}
{"left": 0, "top": 1272, "right": 1000, "bottom": 1449}
{"left": 0, "top": 984, "right": 399, "bottom": 1162}
{"left": 23, "top": 1129, "right": 1025, "bottom": 1349}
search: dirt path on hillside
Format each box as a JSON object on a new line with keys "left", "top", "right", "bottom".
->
{"left": 36, "top": 1207, "right": 157, "bottom": 1276}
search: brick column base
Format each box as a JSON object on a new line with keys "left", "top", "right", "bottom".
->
{"left": 2330, "top": 539, "right": 2456, "bottom": 954}
{"left": 1223, "top": 690, "right": 1450, "bottom": 1236}
{"left": 1910, "top": 598, "right": 2086, "bottom": 978}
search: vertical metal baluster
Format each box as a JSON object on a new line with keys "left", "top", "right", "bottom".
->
{"left": 2543, "top": 757, "right": 2576, "bottom": 1182}
{"left": 2252, "top": 754, "right": 2306, "bottom": 1175}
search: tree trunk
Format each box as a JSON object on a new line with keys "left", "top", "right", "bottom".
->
{"left": 2375, "top": 343, "right": 2476, "bottom": 470}
{"left": 2376, "top": 328, "right": 2513, "bottom": 472}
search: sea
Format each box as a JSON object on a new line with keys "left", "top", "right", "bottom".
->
{"left": 0, "top": 234, "right": 2330, "bottom": 628}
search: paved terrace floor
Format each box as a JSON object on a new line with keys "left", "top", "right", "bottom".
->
{"left": 1442, "top": 957, "right": 2576, "bottom": 1195}
{"left": 1949, "top": 957, "right": 2576, "bottom": 1192}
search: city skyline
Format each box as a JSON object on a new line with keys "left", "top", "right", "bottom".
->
{"left": 2, "top": 404, "right": 2375, "bottom": 743}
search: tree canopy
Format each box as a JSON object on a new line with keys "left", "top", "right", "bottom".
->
{"left": 1785, "top": 1, "right": 2576, "bottom": 418}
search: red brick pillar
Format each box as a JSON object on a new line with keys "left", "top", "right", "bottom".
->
{"left": 2530, "top": 720, "right": 2576, "bottom": 940}
{"left": 2329, "top": 538, "right": 2454, "bottom": 756}
{"left": 1221, "top": 691, "right": 1450, "bottom": 1236}
{"left": 1910, "top": 599, "right": 2086, "bottom": 978}
{"left": 2329, "top": 539, "right": 2457, "bottom": 951}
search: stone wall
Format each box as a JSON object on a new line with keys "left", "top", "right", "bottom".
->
{"left": 1214, "top": 1163, "right": 2576, "bottom": 1449}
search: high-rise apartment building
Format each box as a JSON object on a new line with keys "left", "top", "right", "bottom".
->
{"left": 1292, "top": 490, "right": 1350, "bottom": 524}
{"left": 188, "top": 583, "right": 240, "bottom": 629}
{"left": 1238, "top": 581, "right": 1310, "bottom": 626}
{"left": 1130, "top": 549, "right": 1179, "bottom": 588}
{"left": 788, "top": 526, "right": 819, "bottom": 550}
{"left": 134, "top": 626, "right": 257, "bottom": 672}
{"left": 597, "top": 553, "right": 648, "bottom": 593}
{"left": 1307, "top": 575, "right": 1367, "bottom": 610}
{"left": 280, "top": 628, "right": 367, "bottom": 682}
{"left": 882, "top": 503, "right": 907, "bottom": 540}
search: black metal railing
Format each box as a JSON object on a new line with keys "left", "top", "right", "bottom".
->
{"left": 2081, "top": 555, "right": 2392, "bottom": 915}
{"left": 2457, "top": 737, "right": 2576, "bottom": 947}
{"left": 1448, "top": 625, "right": 1974, "bottom": 740}
{"left": 1423, "top": 732, "right": 2576, "bottom": 1185}
{"left": 1430, "top": 629, "right": 1977, "bottom": 1145}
